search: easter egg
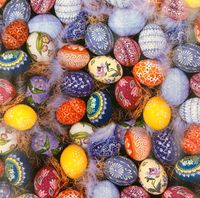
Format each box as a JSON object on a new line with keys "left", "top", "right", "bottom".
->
{"left": 0, "top": 181, "right": 13, "bottom": 198}
{"left": 17, "top": 194, "right": 39, "bottom": 198}
{"left": 161, "top": 68, "right": 189, "bottom": 106}
{"left": 190, "top": 73, "right": 200, "bottom": 97}
{"left": 173, "top": 43, "right": 200, "bottom": 73}
{"left": 87, "top": 91, "right": 113, "bottom": 126}
{"left": 56, "top": 98, "right": 86, "bottom": 125}
{"left": 34, "top": 166, "right": 60, "bottom": 198}
{"left": 57, "top": 44, "right": 90, "bottom": 70}
{"left": 143, "top": 97, "right": 171, "bottom": 130}
{"left": 114, "top": 37, "right": 141, "bottom": 67}
{"left": 88, "top": 56, "right": 123, "bottom": 84}
{"left": 60, "top": 144, "right": 88, "bottom": 179}
{"left": 4, "top": 104, "right": 37, "bottom": 131}
{"left": 132, "top": 60, "right": 165, "bottom": 87}
{"left": 179, "top": 98, "right": 200, "bottom": 124}
{"left": 139, "top": 159, "right": 168, "bottom": 195}
{"left": 0, "top": 160, "right": 4, "bottom": 177}
{"left": 121, "top": 186, "right": 150, "bottom": 198}
{"left": 194, "top": 17, "right": 200, "bottom": 42}
{"left": 175, "top": 155, "right": 200, "bottom": 183}
{"left": 105, "top": 0, "right": 132, "bottom": 8}
{"left": 61, "top": 71, "right": 94, "bottom": 97}
{"left": 31, "top": 0, "right": 56, "bottom": 14}
{"left": 57, "top": 189, "right": 83, "bottom": 198}
{"left": 85, "top": 23, "right": 114, "bottom": 55}
{"left": 104, "top": 156, "right": 138, "bottom": 186}
{"left": 185, "top": 0, "right": 200, "bottom": 8}
{"left": 124, "top": 127, "right": 151, "bottom": 161}
{"left": 0, "top": 0, "right": 6, "bottom": 8}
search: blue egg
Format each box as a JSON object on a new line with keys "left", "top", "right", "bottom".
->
{"left": 0, "top": 181, "right": 13, "bottom": 198}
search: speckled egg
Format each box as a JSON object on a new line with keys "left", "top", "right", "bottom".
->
{"left": 139, "top": 159, "right": 168, "bottom": 195}
{"left": 0, "top": 181, "right": 13, "bottom": 198}
{"left": 194, "top": 17, "right": 200, "bottom": 43}
{"left": 17, "top": 194, "right": 39, "bottom": 198}
{"left": 105, "top": 0, "right": 132, "bottom": 8}
{"left": 85, "top": 23, "right": 114, "bottom": 55}
{"left": 31, "top": 0, "right": 56, "bottom": 14}
{"left": 57, "top": 189, "right": 83, "bottom": 198}
{"left": 121, "top": 186, "right": 150, "bottom": 198}
{"left": 190, "top": 73, "right": 200, "bottom": 97}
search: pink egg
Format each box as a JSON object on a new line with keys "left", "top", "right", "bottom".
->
{"left": 31, "top": 0, "right": 56, "bottom": 14}
{"left": 190, "top": 73, "right": 200, "bottom": 97}
{"left": 121, "top": 186, "right": 150, "bottom": 198}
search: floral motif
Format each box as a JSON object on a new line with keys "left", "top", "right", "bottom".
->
{"left": 97, "top": 63, "right": 107, "bottom": 77}
{"left": 38, "top": 190, "right": 47, "bottom": 198}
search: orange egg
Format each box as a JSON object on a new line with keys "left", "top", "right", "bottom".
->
{"left": 56, "top": 189, "right": 84, "bottom": 198}
{"left": 0, "top": 0, "right": 6, "bottom": 8}
{"left": 194, "top": 17, "right": 200, "bottom": 43}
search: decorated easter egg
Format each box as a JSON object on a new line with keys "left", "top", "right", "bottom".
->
{"left": 143, "top": 97, "right": 171, "bottom": 130}
{"left": 0, "top": 0, "right": 6, "bottom": 8}
{"left": 0, "top": 160, "right": 4, "bottom": 177}
{"left": 190, "top": 73, "right": 200, "bottom": 97}
{"left": 105, "top": 0, "right": 132, "bottom": 8}
{"left": 60, "top": 144, "right": 87, "bottom": 179}
{"left": 121, "top": 186, "right": 150, "bottom": 198}
{"left": 3, "top": 0, "right": 31, "bottom": 25}
{"left": 34, "top": 166, "right": 60, "bottom": 198}
{"left": 185, "top": 0, "right": 200, "bottom": 8}
{"left": 104, "top": 156, "right": 138, "bottom": 186}
{"left": 175, "top": 155, "right": 200, "bottom": 183}
{"left": 132, "top": 60, "right": 165, "bottom": 87}
{"left": 31, "top": 0, "right": 56, "bottom": 14}
{"left": 85, "top": 23, "right": 114, "bottom": 55}
{"left": 161, "top": 68, "right": 189, "bottom": 106}
{"left": 61, "top": 71, "right": 94, "bottom": 97}
{"left": 57, "top": 44, "right": 90, "bottom": 70}
{"left": 87, "top": 91, "right": 113, "bottom": 126}
{"left": 88, "top": 56, "right": 123, "bottom": 84}
{"left": 57, "top": 189, "right": 83, "bottom": 198}
{"left": 17, "top": 194, "right": 39, "bottom": 198}
{"left": 179, "top": 98, "right": 200, "bottom": 124}
{"left": 56, "top": 98, "right": 86, "bottom": 125}
{"left": 4, "top": 104, "right": 37, "bottom": 131}
{"left": 194, "top": 17, "right": 200, "bottom": 42}
{"left": 173, "top": 43, "right": 200, "bottom": 73}
{"left": 139, "top": 159, "right": 168, "bottom": 195}
{"left": 0, "top": 181, "right": 13, "bottom": 198}
{"left": 114, "top": 37, "right": 141, "bottom": 67}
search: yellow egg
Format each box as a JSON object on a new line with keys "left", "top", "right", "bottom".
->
{"left": 4, "top": 104, "right": 37, "bottom": 131}
{"left": 60, "top": 144, "right": 88, "bottom": 179}
{"left": 185, "top": 0, "right": 200, "bottom": 8}
{"left": 143, "top": 96, "right": 171, "bottom": 131}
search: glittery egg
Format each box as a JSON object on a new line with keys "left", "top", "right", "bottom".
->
{"left": 0, "top": 160, "right": 4, "bottom": 177}
{"left": 85, "top": 23, "right": 114, "bottom": 55}
{"left": 185, "top": 0, "right": 200, "bottom": 8}
{"left": 194, "top": 17, "right": 200, "bottom": 42}
{"left": 57, "top": 189, "right": 83, "bottom": 198}
{"left": 105, "top": 0, "right": 132, "bottom": 8}
{"left": 0, "top": 181, "right": 13, "bottom": 198}
{"left": 31, "top": 0, "right": 56, "bottom": 14}
{"left": 120, "top": 186, "right": 150, "bottom": 198}
{"left": 17, "top": 194, "right": 39, "bottom": 198}
{"left": 0, "top": 0, "right": 6, "bottom": 8}
{"left": 190, "top": 73, "right": 200, "bottom": 97}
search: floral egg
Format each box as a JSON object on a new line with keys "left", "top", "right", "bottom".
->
{"left": 185, "top": 0, "right": 200, "bottom": 8}
{"left": 132, "top": 60, "right": 165, "bottom": 87}
{"left": 114, "top": 37, "right": 141, "bottom": 67}
{"left": 0, "top": 0, "right": 6, "bottom": 8}
{"left": 57, "top": 189, "right": 83, "bottom": 198}
{"left": 0, "top": 181, "right": 13, "bottom": 198}
{"left": 173, "top": 43, "right": 200, "bottom": 73}
{"left": 17, "top": 194, "right": 39, "bottom": 198}
{"left": 57, "top": 44, "right": 90, "bottom": 70}
{"left": 175, "top": 155, "right": 200, "bottom": 183}
{"left": 88, "top": 56, "right": 123, "bottom": 84}
{"left": 194, "top": 17, "right": 200, "bottom": 42}
{"left": 31, "top": 0, "right": 56, "bottom": 14}
{"left": 120, "top": 186, "right": 150, "bottom": 198}
{"left": 161, "top": 68, "right": 189, "bottom": 106}
{"left": 124, "top": 127, "right": 151, "bottom": 161}
{"left": 60, "top": 144, "right": 88, "bottom": 179}
{"left": 104, "top": 156, "right": 138, "bottom": 186}
{"left": 87, "top": 91, "right": 113, "bottom": 126}
{"left": 34, "top": 166, "right": 60, "bottom": 198}
{"left": 0, "top": 79, "right": 16, "bottom": 105}
{"left": 139, "top": 159, "right": 168, "bottom": 195}
{"left": 85, "top": 23, "right": 114, "bottom": 55}
{"left": 0, "top": 160, "right": 4, "bottom": 177}
{"left": 190, "top": 73, "right": 200, "bottom": 97}
{"left": 56, "top": 98, "right": 86, "bottom": 125}
{"left": 143, "top": 97, "right": 171, "bottom": 131}
{"left": 115, "top": 76, "right": 142, "bottom": 110}
{"left": 179, "top": 98, "right": 200, "bottom": 124}
{"left": 61, "top": 71, "right": 94, "bottom": 97}
{"left": 3, "top": 0, "right": 31, "bottom": 25}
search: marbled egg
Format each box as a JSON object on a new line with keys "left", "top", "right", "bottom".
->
{"left": 194, "top": 17, "right": 200, "bottom": 43}
{"left": 105, "top": 0, "right": 132, "bottom": 8}
{"left": 121, "top": 186, "right": 150, "bottom": 198}
{"left": 17, "top": 194, "right": 39, "bottom": 198}
{"left": 139, "top": 159, "right": 168, "bottom": 195}
{"left": 57, "top": 189, "right": 83, "bottom": 198}
{"left": 173, "top": 43, "right": 200, "bottom": 73}
{"left": 85, "top": 23, "right": 114, "bottom": 55}
{"left": 31, "top": 0, "right": 56, "bottom": 14}
{"left": 190, "top": 73, "right": 200, "bottom": 97}
{"left": 0, "top": 181, "right": 13, "bottom": 198}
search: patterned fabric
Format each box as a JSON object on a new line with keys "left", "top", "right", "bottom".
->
{"left": 194, "top": 17, "right": 200, "bottom": 42}
{"left": 121, "top": 186, "right": 150, "bottom": 198}
{"left": 190, "top": 73, "right": 200, "bottom": 97}
{"left": 31, "top": 0, "right": 56, "bottom": 14}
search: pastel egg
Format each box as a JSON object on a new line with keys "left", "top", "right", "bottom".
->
{"left": 57, "top": 189, "right": 83, "bottom": 198}
{"left": 120, "top": 186, "right": 150, "bottom": 198}
{"left": 0, "top": 181, "right": 13, "bottom": 198}
{"left": 139, "top": 159, "right": 168, "bottom": 195}
{"left": 190, "top": 73, "right": 200, "bottom": 97}
{"left": 17, "top": 194, "right": 39, "bottom": 198}
{"left": 85, "top": 23, "right": 114, "bottom": 55}
{"left": 185, "top": 0, "right": 200, "bottom": 8}
{"left": 194, "top": 17, "right": 200, "bottom": 42}
{"left": 132, "top": 60, "right": 165, "bottom": 87}
{"left": 60, "top": 144, "right": 88, "bottom": 179}
{"left": 31, "top": 0, "right": 56, "bottom": 14}
{"left": 104, "top": 156, "right": 138, "bottom": 186}
{"left": 88, "top": 56, "right": 123, "bottom": 84}
{"left": 0, "top": 160, "right": 4, "bottom": 177}
{"left": 143, "top": 97, "right": 171, "bottom": 131}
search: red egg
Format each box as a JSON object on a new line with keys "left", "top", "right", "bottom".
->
{"left": 56, "top": 189, "right": 84, "bottom": 198}
{"left": 31, "top": 0, "right": 56, "bottom": 14}
{"left": 194, "top": 17, "right": 200, "bottom": 43}
{"left": 190, "top": 73, "right": 200, "bottom": 97}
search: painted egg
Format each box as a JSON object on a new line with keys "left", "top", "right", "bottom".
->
{"left": 17, "top": 194, "right": 39, "bottom": 198}
{"left": 0, "top": 181, "right": 13, "bottom": 198}
{"left": 0, "top": 160, "right": 4, "bottom": 177}
{"left": 34, "top": 166, "right": 60, "bottom": 198}
{"left": 57, "top": 189, "right": 83, "bottom": 198}
{"left": 5, "top": 152, "right": 31, "bottom": 186}
{"left": 3, "top": 0, "right": 31, "bottom": 25}
{"left": 57, "top": 44, "right": 90, "bottom": 70}
{"left": 4, "top": 104, "right": 37, "bottom": 131}
{"left": 132, "top": 60, "right": 165, "bottom": 87}
{"left": 139, "top": 159, "right": 168, "bottom": 195}
{"left": 173, "top": 43, "right": 200, "bottom": 73}
{"left": 185, "top": 0, "right": 200, "bottom": 8}
{"left": 28, "top": 14, "right": 63, "bottom": 39}
{"left": 104, "top": 156, "right": 138, "bottom": 186}
{"left": 143, "top": 97, "right": 171, "bottom": 131}
{"left": 121, "top": 186, "right": 150, "bottom": 198}
{"left": 179, "top": 98, "right": 200, "bottom": 124}
{"left": 87, "top": 91, "right": 113, "bottom": 126}
{"left": 124, "top": 127, "right": 151, "bottom": 161}
{"left": 88, "top": 56, "right": 123, "bottom": 84}
{"left": 61, "top": 71, "right": 94, "bottom": 97}
{"left": 85, "top": 23, "right": 114, "bottom": 55}
{"left": 31, "top": 0, "right": 56, "bottom": 14}
{"left": 54, "top": 0, "right": 82, "bottom": 24}
{"left": 194, "top": 17, "right": 200, "bottom": 43}
{"left": 114, "top": 37, "right": 141, "bottom": 67}
{"left": 60, "top": 144, "right": 88, "bottom": 179}
{"left": 0, "top": 0, "right": 6, "bottom": 8}
{"left": 105, "top": 0, "right": 132, "bottom": 8}
{"left": 190, "top": 73, "right": 200, "bottom": 97}
{"left": 161, "top": 68, "right": 189, "bottom": 106}
{"left": 175, "top": 155, "right": 200, "bottom": 183}
{"left": 153, "top": 129, "right": 180, "bottom": 165}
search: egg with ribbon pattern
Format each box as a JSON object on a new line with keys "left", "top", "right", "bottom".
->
{"left": 190, "top": 73, "right": 200, "bottom": 97}
{"left": 194, "top": 17, "right": 200, "bottom": 43}
{"left": 57, "top": 189, "right": 83, "bottom": 198}
{"left": 31, "top": 0, "right": 56, "bottom": 14}
{"left": 0, "top": 181, "right": 13, "bottom": 198}
{"left": 121, "top": 186, "right": 150, "bottom": 198}
{"left": 17, "top": 194, "right": 39, "bottom": 198}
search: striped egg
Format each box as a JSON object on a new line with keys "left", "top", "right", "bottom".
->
{"left": 190, "top": 73, "right": 200, "bottom": 97}
{"left": 31, "top": 0, "right": 55, "bottom": 14}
